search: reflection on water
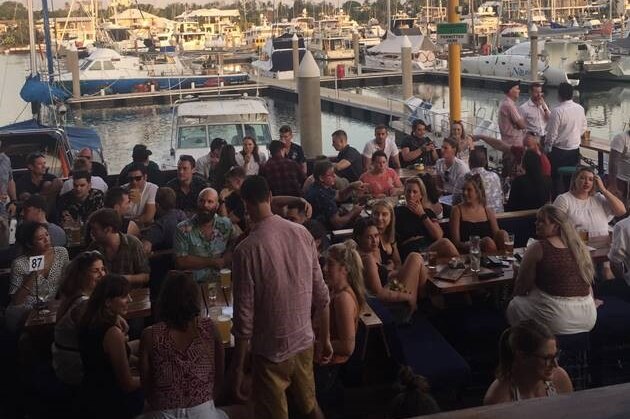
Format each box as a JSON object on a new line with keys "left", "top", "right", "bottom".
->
{"left": 69, "top": 97, "right": 377, "bottom": 173}
{"left": 1, "top": 54, "right": 629, "bottom": 173}
{"left": 349, "top": 83, "right": 630, "bottom": 141}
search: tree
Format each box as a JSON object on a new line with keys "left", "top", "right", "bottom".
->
{"left": 0, "top": 1, "right": 28, "bottom": 20}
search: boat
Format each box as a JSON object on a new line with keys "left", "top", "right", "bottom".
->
{"left": 0, "top": 119, "right": 105, "bottom": 179}
{"left": 365, "top": 30, "right": 443, "bottom": 71}
{"left": 499, "top": 24, "right": 529, "bottom": 50}
{"left": 309, "top": 15, "right": 355, "bottom": 61}
{"left": 251, "top": 33, "right": 306, "bottom": 79}
{"left": 170, "top": 96, "right": 273, "bottom": 162}
{"left": 57, "top": 48, "right": 249, "bottom": 96}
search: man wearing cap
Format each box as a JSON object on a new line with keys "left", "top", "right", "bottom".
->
{"left": 77, "top": 147, "right": 108, "bottom": 179}
{"left": 118, "top": 144, "right": 163, "bottom": 186}
{"left": 400, "top": 119, "right": 438, "bottom": 167}
{"left": 196, "top": 137, "right": 226, "bottom": 180}
{"left": 498, "top": 80, "right": 526, "bottom": 148}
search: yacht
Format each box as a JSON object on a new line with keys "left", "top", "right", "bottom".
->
{"left": 173, "top": 21, "right": 206, "bottom": 51}
{"left": 57, "top": 48, "right": 249, "bottom": 95}
{"left": 309, "top": 14, "right": 356, "bottom": 60}
{"left": 170, "top": 96, "right": 272, "bottom": 162}
{"left": 365, "top": 30, "right": 442, "bottom": 70}
{"left": 499, "top": 24, "right": 529, "bottom": 50}
{"left": 251, "top": 33, "right": 307, "bottom": 79}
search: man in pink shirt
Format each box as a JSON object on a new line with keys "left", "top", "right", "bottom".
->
{"left": 230, "top": 175, "right": 331, "bottom": 419}
{"left": 498, "top": 80, "right": 527, "bottom": 176}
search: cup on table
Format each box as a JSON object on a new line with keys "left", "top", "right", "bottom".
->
{"left": 207, "top": 282, "right": 217, "bottom": 305}
{"left": 505, "top": 233, "right": 515, "bottom": 256}
{"left": 129, "top": 188, "right": 141, "bottom": 204}
{"left": 577, "top": 226, "right": 589, "bottom": 243}
{"left": 220, "top": 268, "right": 232, "bottom": 303}
{"left": 216, "top": 315, "right": 232, "bottom": 344}
{"left": 208, "top": 306, "right": 222, "bottom": 320}
{"left": 426, "top": 251, "right": 438, "bottom": 271}
{"left": 582, "top": 130, "right": 591, "bottom": 144}
{"left": 65, "top": 226, "right": 82, "bottom": 246}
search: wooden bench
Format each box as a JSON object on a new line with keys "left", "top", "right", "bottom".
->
{"left": 358, "top": 303, "right": 387, "bottom": 360}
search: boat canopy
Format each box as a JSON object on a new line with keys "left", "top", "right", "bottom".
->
{"left": 368, "top": 31, "right": 435, "bottom": 54}
{"left": 176, "top": 98, "right": 269, "bottom": 118}
{"left": 0, "top": 119, "right": 103, "bottom": 153}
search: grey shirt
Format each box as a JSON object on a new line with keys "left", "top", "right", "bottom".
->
{"left": 47, "top": 222, "right": 68, "bottom": 247}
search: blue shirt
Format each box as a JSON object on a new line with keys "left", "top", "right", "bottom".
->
{"left": 305, "top": 182, "right": 338, "bottom": 229}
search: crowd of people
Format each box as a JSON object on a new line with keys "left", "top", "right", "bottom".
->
{"left": 1, "top": 79, "right": 629, "bottom": 418}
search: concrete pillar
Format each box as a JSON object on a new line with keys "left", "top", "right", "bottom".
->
{"left": 352, "top": 31, "right": 360, "bottom": 69}
{"left": 67, "top": 50, "right": 81, "bottom": 98}
{"left": 401, "top": 35, "right": 413, "bottom": 100}
{"left": 529, "top": 23, "right": 539, "bottom": 82}
{"left": 298, "top": 51, "right": 322, "bottom": 158}
{"left": 292, "top": 33, "right": 300, "bottom": 79}
{"left": 218, "top": 53, "right": 224, "bottom": 75}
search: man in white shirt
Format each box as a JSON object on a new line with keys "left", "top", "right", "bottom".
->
{"left": 602, "top": 216, "right": 630, "bottom": 301}
{"left": 545, "top": 82, "right": 587, "bottom": 196}
{"left": 121, "top": 162, "right": 157, "bottom": 224}
{"left": 519, "top": 83, "right": 550, "bottom": 147}
{"left": 608, "top": 130, "right": 630, "bottom": 203}
{"left": 363, "top": 124, "right": 401, "bottom": 171}
{"left": 452, "top": 148, "right": 504, "bottom": 213}
{"left": 60, "top": 157, "right": 108, "bottom": 195}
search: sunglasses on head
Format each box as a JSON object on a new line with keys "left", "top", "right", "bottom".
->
{"left": 128, "top": 175, "right": 143, "bottom": 182}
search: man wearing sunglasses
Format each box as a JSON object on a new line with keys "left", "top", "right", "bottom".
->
{"left": 121, "top": 163, "right": 157, "bottom": 225}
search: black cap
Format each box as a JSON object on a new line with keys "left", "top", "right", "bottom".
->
{"left": 132, "top": 144, "right": 152, "bottom": 160}
{"left": 503, "top": 79, "right": 521, "bottom": 94}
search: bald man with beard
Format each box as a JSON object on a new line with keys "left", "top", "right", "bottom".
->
{"left": 174, "top": 187, "right": 239, "bottom": 283}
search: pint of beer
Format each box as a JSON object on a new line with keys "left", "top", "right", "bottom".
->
{"left": 129, "top": 188, "right": 141, "bottom": 204}
{"left": 216, "top": 315, "right": 232, "bottom": 344}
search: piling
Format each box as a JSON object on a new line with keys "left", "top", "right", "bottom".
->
{"left": 297, "top": 51, "right": 322, "bottom": 157}
{"left": 401, "top": 35, "right": 413, "bottom": 100}
{"left": 447, "top": 0, "right": 462, "bottom": 122}
{"left": 67, "top": 50, "right": 81, "bottom": 98}
{"left": 530, "top": 23, "right": 539, "bottom": 82}
{"left": 353, "top": 31, "right": 360, "bottom": 69}
{"left": 292, "top": 33, "right": 300, "bottom": 79}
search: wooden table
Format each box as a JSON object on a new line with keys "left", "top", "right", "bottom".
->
{"left": 420, "top": 382, "right": 630, "bottom": 419}
{"left": 428, "top": 263, "right": 516, "bottom": 295}
{"left": 397, "top": 166, "right": 437, "bottom": 182}
{"left": 25, "top": 287, "right": 151, "bottom": 329}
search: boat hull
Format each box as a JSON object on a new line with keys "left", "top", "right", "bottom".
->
{"left": 58, "top": 74, "right": 249, "bottom": 95}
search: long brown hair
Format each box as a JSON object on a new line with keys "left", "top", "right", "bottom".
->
{"left": 240, "top": 136, "right": 261, "bottom": 163}
{"left": 79, "top": 274, "right": 130, "bottom": 331}
{"left": 57, "top": 251, "right": 106, "bottom": 318}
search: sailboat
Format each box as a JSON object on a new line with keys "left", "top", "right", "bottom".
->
{"left": 1, "top": 0, "right": 105, "bottom": 178}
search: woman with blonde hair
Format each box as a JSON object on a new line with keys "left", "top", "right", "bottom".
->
{"left": 450, "top": 174, "right": 507, "bottom": 253}
{"left": 372, "top": 199, "right": 401, "bottom": 269}
{"left": 450, "top": 121, "right": 475, "bottom": 165}
{"left": 507, "top": 205, "right": 597, "bottom": 335}
{"left": 316, "top": 240, "right": 366, "bottom": 412}
{"left": 394, "top": 177, "right": 458, "bottom": 261}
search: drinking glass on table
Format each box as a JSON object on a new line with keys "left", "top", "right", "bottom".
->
{"left": 207, "top": 282, "right": 217, "bottom": 305}
{"left": 576, "top": 226, "right": 589, "bottom": 243}
{"left": 505, "top": 233, "right": 515, "bottom": 256}
{"left": 469, "top": 235, "right": 481, "bottom": 273}
{"left": 426, "top": 251, "right": 438, "bottom": 271}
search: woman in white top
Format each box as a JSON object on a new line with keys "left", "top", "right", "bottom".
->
{"left": 553, "top": 167, "right": 626, "bottom": 238}
{"left": 235, "top": 136, "right": 267, "bottom": 176}
{"left": 451, "top": 121, "right": 475, "bottom": 165}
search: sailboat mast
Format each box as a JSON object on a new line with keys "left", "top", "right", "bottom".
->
{"left": 26, "top": 0, "right": 37, "bottom": 75}
{"left": 41, "top": 0, "right": 55, "bottom": 82}
{"left": 387, "top": 0, "right": 391, "bottom": 31}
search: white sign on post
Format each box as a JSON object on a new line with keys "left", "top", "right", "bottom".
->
{"left": 28, "top": 255, "right": 45, "bottom": 273}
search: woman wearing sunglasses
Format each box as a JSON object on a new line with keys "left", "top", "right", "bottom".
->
{"left": 484, "top": 319, "right": 573, "bottom": 405}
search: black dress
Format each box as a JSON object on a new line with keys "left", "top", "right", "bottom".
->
{"left": 459, "top": 207, "right": 493, "bottom": 242}
{"left": 394, "top": 206, "right": 438, "bottom": 261}
{"left": 78, "top": 325, "right": 143, "bottom": 419}
{"left": 506, "top": 175, "right": 550, "bottom": 211}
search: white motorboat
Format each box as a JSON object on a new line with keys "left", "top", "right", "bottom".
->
{"left": 251, "top": 33, "right": 306, "bottom": 79}
{"left": 365, "top": 30, "right": 443, "bottom": 71}
{"left": 57, "top": 48, "right": 249, "bottom": 95}
{"left": 170, "top": 96, "right": 272, "bottom": 162}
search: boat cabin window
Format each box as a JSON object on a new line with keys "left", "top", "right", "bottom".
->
{"left": 178, "top": 126, "right": 208, "bottom": 149}
{"left": 89, "top": 61, "right": 102, "bottom": 71}
{"left": 102, "top": 61, "right": 115, "bottom": 70}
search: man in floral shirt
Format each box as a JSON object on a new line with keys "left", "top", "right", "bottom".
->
{"left": 174, "top": 187, "right": 237, "bottom": 283}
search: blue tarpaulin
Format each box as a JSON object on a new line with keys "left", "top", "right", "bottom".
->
{"left": 0, "top": 119, "right": 102, "bottom": 152}
{"left": 19, "top": 75, "right": 70, "bottom": 105}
